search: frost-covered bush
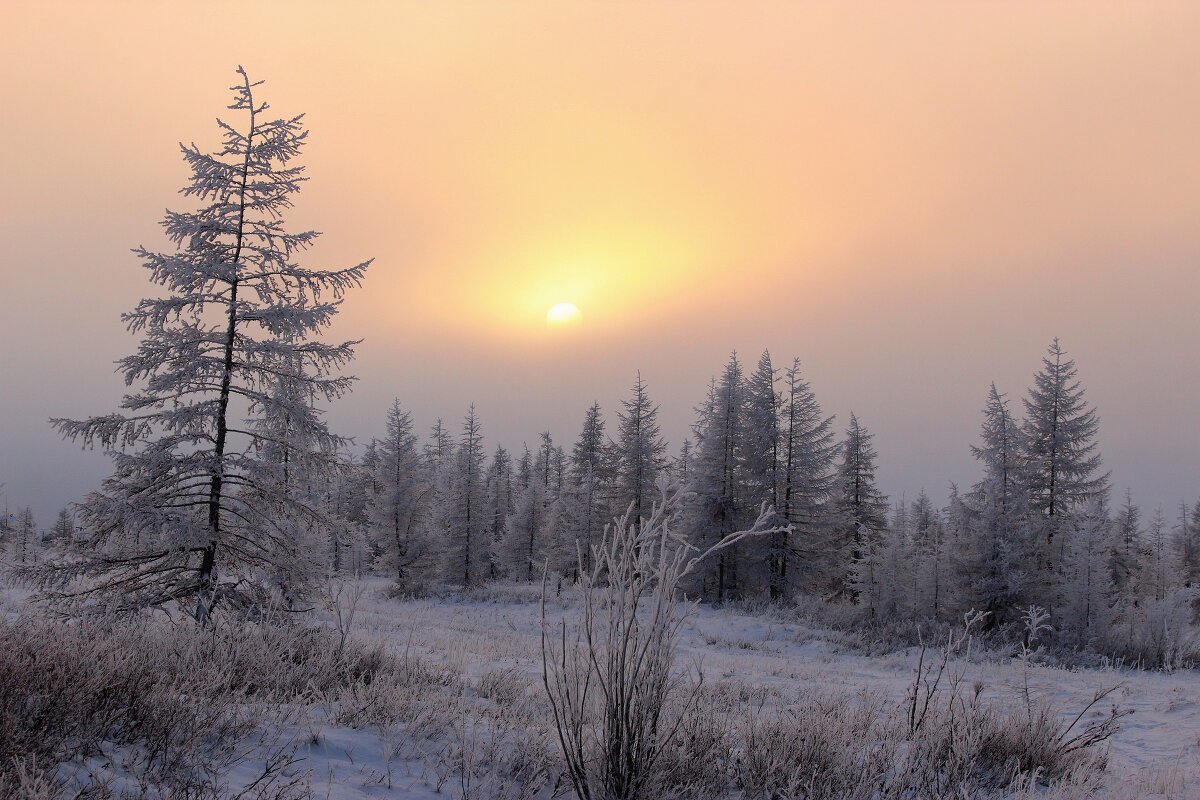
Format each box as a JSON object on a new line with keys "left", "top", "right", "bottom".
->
{"left": 541, "top": 481, "right": 782, "bottom": 800}
{"left": 0, "top": 612, "right": 435, "bottom": 798}
{"left": 1106, "top": 588, "right": 1200, "bottom": 670}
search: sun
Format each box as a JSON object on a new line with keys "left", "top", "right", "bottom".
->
{"left": 546, "top": 302, "right": 583, "bottom": 327}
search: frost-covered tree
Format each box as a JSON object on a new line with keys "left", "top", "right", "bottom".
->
{"left": 1141, "top": 508, "right": 1177, "bottom": 604}
{"left": 685, "top": 354, "right": 747, "bottom": 601}
{"left": 484, "top": 445, "right": 514, "bottom": 579}
{"left": 1108, "top": 490, "right": 1141, "bottom": 597}
{"left": 439, "top": 406, "right": 489, "bottom": 586}
{"left": 244, "top": 351, "right": 337, "bottom": 594}
{"left": 372, "top": 400, "right": 426, "bottom": 586}
{"left": 50, "top": 508, "right": 75, "bottom": 549}
{"left": 49, "top": 68, "right": 369, "bottom": 621}
{"left": 1021, "top": 340, "right": 1109, "bottom": 576}
{"left": 743, "top": 351, "right": 785, "bottom": 597}
{"left": 865, "top": 500, "right": 907, "bottom": 620}
{"left": 614, "top": 373, "right": 668, "bottom": 526}
{"left": 15, "top": 507, "right": 37, "bottom": 564}
{"left": 553, "top": 405, "right": 614, "bottom": 576}
{"left": 1172, "top": 501, "right": 1200, "bottom": 588}
{"left": 674, "top": 438, "right": 694, "bottom": 485}
{"left": 502, "top": 444, "right": 549, "bottom": 581}
{"left": 835, "top": 414, "right": 889, "bottom": 600}
{"left": 961, "top": 384, "right": 1026, "bottom": 623}
{"left": 906, "top": 489, "right": 945, "bottom": 618}
{"left": 778, "top": 358, "right": 838, "bottom": 595}
{"left": 571, "top": 402, "right": 614, "bottom": 507}
{"left": 1059, "top": 498, "right": 1114, "bottom": 647}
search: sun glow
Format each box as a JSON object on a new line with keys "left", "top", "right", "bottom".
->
{"left": 546, "top": 302, "right": 583, "bottom": 327}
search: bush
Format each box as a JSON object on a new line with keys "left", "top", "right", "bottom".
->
{"left": 0, "top": 611, "right": 429, "bottom": 797}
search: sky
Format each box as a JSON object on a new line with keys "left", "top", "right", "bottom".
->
{"left": 1, "top": 2, "right": 1198, "bottom": 526}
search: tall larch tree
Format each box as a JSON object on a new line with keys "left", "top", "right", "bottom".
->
{"left": 1021, "top": 339, "right": 1109, "bottom": 592}
{"left": 836, "top": 413, "right": 889, "bottom": 601}
{"left": 373, "top": 400, "right": 426, "bottom": 587}
{"left": 743, "top": 350, "right": 784, "bottom": 597}
{"left": 441, "top": 406, "right": 488, "bottom": 586}
{"left": 614, "top": 372, "right": 668, "bottom": 525}
{"left": 1171, "top": 502, "right": 1200, "bottom": 588}
{"left": 502, "top": 445, "right": 546, "bottom": 581}
{"left": 686, "top": 354, "right": 747, "bottom": 601}
{"left": 50, "top": 68, "right": 369, "bottom": 621}
{"left": 50, "top": 509, "right": 75, "bottom": 550}
{"left": 559, "top": 404, "right": 613, "bottom": 575}
{"left": 778, "top": 358, "right": 839, "bottom": 595}
{"left": 963, "top": 384, "right": 1026, "bottom": 623}
{"left": 1108, "top": 490, "right": 1141, "bottom": 599}
{"left": 484, "top": 445, "right": 514, "bottom": 580}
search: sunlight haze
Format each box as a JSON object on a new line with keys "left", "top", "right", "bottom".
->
{"left": 1, "top": 1, "right": 1197, "bottom": 524}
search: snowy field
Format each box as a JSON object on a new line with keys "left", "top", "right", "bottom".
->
{"left": 272, "top": 579, "right": 1198, "bottom": 799}
{"left": 3, "top": 578, "right": 1196, "bottom": 799}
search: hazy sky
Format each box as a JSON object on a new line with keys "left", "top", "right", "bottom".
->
{"left": 2, "top": 2, "right": 1198, "bottom": 525}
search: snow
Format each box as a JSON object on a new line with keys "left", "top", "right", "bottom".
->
{"left": 260, "top": 579, "right": 1198, "bottom": 798}
{"left": 6, "top": 579, "right": 1193, "bottom": 798}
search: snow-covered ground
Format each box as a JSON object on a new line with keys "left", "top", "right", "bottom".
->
{"left": 280, "top": 579, "right": 1198, "bottom": 799}
{"left": 4, "top": 580, "right": 1194, "bottom": 798}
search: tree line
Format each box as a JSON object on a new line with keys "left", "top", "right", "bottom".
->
{"left": 19, "top": 69, "right": 1196, "bottom": 663}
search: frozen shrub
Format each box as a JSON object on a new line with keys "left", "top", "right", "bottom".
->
{"left": 541, "top": 479, "right": 783, "bottom": 800}
{"left": 735, "top": 690, "right": 897, "bottom": 800}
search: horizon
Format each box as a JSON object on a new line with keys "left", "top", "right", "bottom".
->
{"left": 2, "top": 2, "right": 1198, "bottom": 525}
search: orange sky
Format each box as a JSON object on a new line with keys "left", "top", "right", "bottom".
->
{"left": 1, "top": 2, "right": 1198, "bottom": 521}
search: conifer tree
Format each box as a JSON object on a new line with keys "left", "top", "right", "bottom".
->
{"left": 1059, "top": 498, "right": 1114, "bottom": 647}
{"left": 674, "top": 438, "right": 694, "bottom": 485}
{"left": 685, "top": 354, "right": 747, "bottom": 601}
{"left": 1173, "top": 501, "right": 1200, "bottom": 588}
{"left": 1021, "top": 340, "right": 1109, "bottom": 574}
{"left": 962, "top": 384, "right": 1026, "bottom": 623}
{"left": 50, "top": 509, "right": 75, "bottom": 549}
{"left": 906, "top": 489, "right": 942, "bottom": 617}
{"left": 373, "top": 400, "right": 426, "bottom": 586}
{"left": 836, "top": 414, "right": 889, "bottom": 600}
{"left": 16, "top": 507, "right": 36, "bottom": 564}
{"left": 743, "top": 350, "right": 785, "bottom": 597}
{"left": 484, "top": 445, "right": 514, "bottom": 579}
{"left": 614, "top": 373, "right": 668, "bottom": 526}
{"left": 1142, "top": 508, "right": 1176, "bottom": 604}
{"left": 50, "top": 68, "right": 368, "bottom": 621}
{"left": 1108, "top": 490, "right": 1141, "bottom": 597}
{"left": 441, "top": 406, "right": 489, "bottom": 585}
{"left": 559, "top": 405, "right": 613, "bottom": 575}
{"left": 778, "top": 358, "right": 838, "bottom": 595}
{"left": 503, "top": 445, "right": 546, "bottom": 581}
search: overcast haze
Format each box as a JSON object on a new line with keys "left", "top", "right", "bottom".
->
{"left": 1, "top": 2, "right": 1198, "bottom": 525}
